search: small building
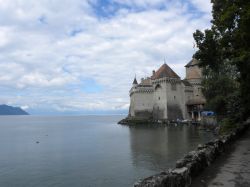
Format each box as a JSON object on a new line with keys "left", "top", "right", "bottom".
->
{"left": 128, "top": 59, "right": 205, "bottom": 121}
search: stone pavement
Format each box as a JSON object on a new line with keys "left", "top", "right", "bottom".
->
{"left": 191, "top": 127, "right": 250, "bottom": 187}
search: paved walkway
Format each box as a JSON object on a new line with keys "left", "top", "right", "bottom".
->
{"left": 191, "top": 127, "right": 250, "bottom": 187}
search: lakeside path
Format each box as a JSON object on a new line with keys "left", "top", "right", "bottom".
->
{"left": 191, "top": 126, "right": 250, "bottom": 187}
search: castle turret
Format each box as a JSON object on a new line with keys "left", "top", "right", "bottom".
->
{"left": 185, "top": 58, "right": 201, "bottom": 80}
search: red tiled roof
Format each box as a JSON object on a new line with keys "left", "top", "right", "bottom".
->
{"left": 151, "top": 63, "right": 180, "bottom": 79}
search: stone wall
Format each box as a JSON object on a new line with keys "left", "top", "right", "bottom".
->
{"left": 153, "top": 82, "right": 168, "bottom": 119}
{"left": 130, "top": 91, "right": 153, "bottom": 117}
{"left": 167, "top": 104, "right": 183, "bottom": 121}
{"left": 134, "top": 122, "right": 249, "bottom": 187}
{"left": 134, "top": 110, "right": 153, "bottom": 120}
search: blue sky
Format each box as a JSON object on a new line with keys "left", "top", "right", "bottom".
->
{"left": 0, "top": 0, "right": 212, "bottom": 115}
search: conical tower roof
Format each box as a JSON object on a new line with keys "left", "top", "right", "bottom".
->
{"left": 133, "top": 77, "right": 138, "bottom": 84}
{"left": 185, "top": 58, "right": 199, "bottom": 67}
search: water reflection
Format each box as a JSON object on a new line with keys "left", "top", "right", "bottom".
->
{"left": 129, "top": 124, "right": 215, "bottom": 172}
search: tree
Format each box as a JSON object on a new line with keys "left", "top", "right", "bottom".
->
{"left": 193, "top": 0, "right": 250, "bottom": 120}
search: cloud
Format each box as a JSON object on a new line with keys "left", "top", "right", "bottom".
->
{"left": 112, "top": 0, "right": 167, "bottom": 8}
{"left": 0, "top": 0, "right": 212, "bottom": 114}
{"left": 189, "top": 0, "right": 212, "bottom": 13}
{"left": 21, "top": 105, "right": 29, "bottom": 110}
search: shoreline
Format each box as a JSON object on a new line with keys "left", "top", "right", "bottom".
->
{"left": 133, "top": 120, "right": 250, "bottom": 187}
{"left": 118, "top": 117, "right": 200, "bottom": 126}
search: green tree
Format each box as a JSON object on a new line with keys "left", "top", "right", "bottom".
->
{"left": 193, "top": 0, "right": 250, "bottom": 120}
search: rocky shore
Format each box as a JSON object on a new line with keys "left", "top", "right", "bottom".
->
{"left": 134, "top": 121, "right": 250, "bottom": 187}
{"left": 118, "top": 117, "right": 194, "bottom": 126}
{"left": 118, "top": 117, "right": 156, "bottom": 125}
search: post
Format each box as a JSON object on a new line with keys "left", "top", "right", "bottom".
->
{"left": 198, "top": 111, "right": 201, "bottom": 121}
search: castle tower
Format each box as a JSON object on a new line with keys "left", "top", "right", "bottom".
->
{"left": 128, "top": 76, "right": 154, "bottom": 119}
{"left": 129, "top": 77, "right": 137, "bottom": 117}
{"left": 151, "top": 63, "right": 184, "bottom": 120}
{"left": 185, "top": 58, "right": 205, "bottom": 120}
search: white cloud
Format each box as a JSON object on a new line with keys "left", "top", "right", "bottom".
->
{"left": 0, "top": 0, "right": 212, "bottom": 114}
{"left": 21, "top": 105, "right": 29, "bottom": 110}
{"left": 190, "top": 0, "right": 212, "bottom": 13}
{"left": 0, "top": 27, "right": 11, "bottom": 47}
{"left": 112, "top": 0, "right": 167, "bottom": 8}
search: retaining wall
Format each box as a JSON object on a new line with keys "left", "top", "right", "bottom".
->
{"left": 134, "top": 122, "right": 250, "bottom": 187}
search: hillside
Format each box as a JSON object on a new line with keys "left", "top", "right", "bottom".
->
{"left": 0, "top": 104, "right": 29, "bottom": 115}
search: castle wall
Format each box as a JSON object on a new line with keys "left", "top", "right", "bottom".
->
{"left": 183, "top": 84, "right": 194, "bottom": 119}
{"left": 129, "top": 91, "right": 153, "bottom": 119}
{"left": 165, "top": 81, "right": 184, "bottom": 120}
{"left": 151, "top": 79, "right": 185, "bottom": 120}
{"left": 187, "top": 79, "right": 204, "bottom": 101}
{"left": 152, "top": 83, "right": 167, "bottom": 119}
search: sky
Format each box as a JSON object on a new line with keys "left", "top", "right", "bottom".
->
{"left": 0, "top": 0, "right": 212, "bottom": 115}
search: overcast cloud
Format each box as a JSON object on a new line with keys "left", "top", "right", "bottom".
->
{"left": 0, "top": 0, "right": 212, "bottom": 114}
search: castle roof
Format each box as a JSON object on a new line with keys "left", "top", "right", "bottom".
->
{"left": 151, "top": 63, "right": 180, "bottom": 80}
{"left": 185, "top": 58, "right": 199, "bottom": 67}
{"left": 133, "top": 77, "right": 138, "bottom": 85}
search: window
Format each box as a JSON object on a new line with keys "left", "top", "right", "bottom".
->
{"left": 155, "top": 84, "right": 162, "bottom": 90}
{"left": 174, "top": 96, "right": 176, "bottom": 99}
{"left": 158, "top": 97, "right": 160, "bottom": 100}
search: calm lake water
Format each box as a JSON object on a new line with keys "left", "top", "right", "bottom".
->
{"left": 0, "top": 115, "right": 215, "bottom": 187}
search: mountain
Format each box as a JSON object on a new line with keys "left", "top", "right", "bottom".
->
{"left": 0, "top": 104, "right": 29, "bottom": 115}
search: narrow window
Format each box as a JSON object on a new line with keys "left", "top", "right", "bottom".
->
{"left": 158, "top": 97, "right": 160, "bottom": 100}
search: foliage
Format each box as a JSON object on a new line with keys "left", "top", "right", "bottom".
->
{"left": 219, "top": 118, "right": 237, "bottom": 135}
{"left": 193, "top": 0, "right": 250, "bottom": 121}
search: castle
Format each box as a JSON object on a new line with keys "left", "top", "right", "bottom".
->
{"left": 128, "top": 58, "right": 205, "bottom": 121}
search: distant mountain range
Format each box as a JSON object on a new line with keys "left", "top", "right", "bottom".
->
{"left": 0, "top": 104, "right": 29, "bottom": 115}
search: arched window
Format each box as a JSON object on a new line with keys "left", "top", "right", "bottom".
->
{"left": 155, "top": 84, "right": 162, "bottom": 90}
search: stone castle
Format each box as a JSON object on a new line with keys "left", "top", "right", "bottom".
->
{"left": 128, "top": 58, "right": 205, "bottom": 121}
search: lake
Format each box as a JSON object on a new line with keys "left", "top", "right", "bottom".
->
{"left": 0, "top": 115, "right": 215, "bottom": 187}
